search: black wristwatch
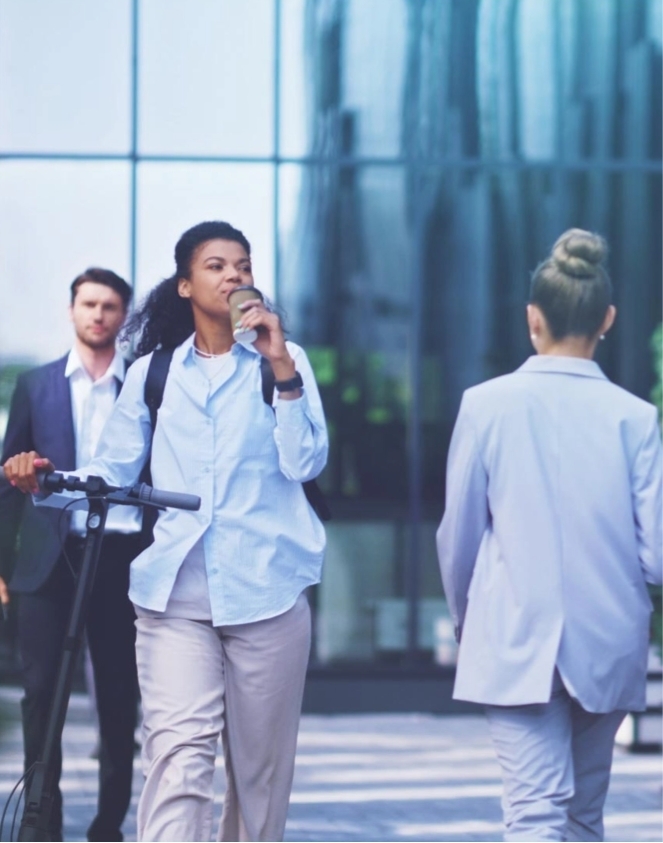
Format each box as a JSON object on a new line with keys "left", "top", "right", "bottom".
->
{"left": 274, "top": 371, "right": 304, "bottom": 392}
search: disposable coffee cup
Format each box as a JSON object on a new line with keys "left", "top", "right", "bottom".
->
{"left": 228, "top": 286, "right": 263, "bottom": 345}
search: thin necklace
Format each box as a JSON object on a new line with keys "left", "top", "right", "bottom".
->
{"left": 194, "top": 345, "right": 228, "bottom": 359}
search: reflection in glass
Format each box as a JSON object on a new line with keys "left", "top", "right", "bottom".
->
{"left": 416, "top": 167, "right": 662, "bottom": 506}
{"left": 477, "top": 0, "right": 663, "bottom": 161}
{"left": 280, "top": 163, "right": 662, "bottom": 661}
{"left": 139, "top": 0, "right": 274, "bottom": 157}
{"left": 314, "top": 520, "right": 448, "bottom": 664}
{"left": 288, "top": 0, "right": 662, "bottom": 164}
{"left": 0, "top": 162, "right": 131, "bottom": 364}
{"left": 0, "top": 0, "right": 131, "bottom": 153}
{"left": 280, "top": 164, "right": 411, "bottom": 504}
{"left": 281, "top": 162, "right": 417, "bottom": 662}
{"left": 280, "top": 165, "right": 411, "bottom": 349}
{"left": 280, "top": 0, "right": 407, "bottom": 158}
{"left": 135, "top": 162, "right": 274, "bottom": 300}
{"left": 318, "top": 522, "right": 405, "bottom": 662}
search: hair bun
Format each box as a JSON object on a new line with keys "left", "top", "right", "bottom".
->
{"left": 551, "top": 228, "right": 607, "bottom": 278}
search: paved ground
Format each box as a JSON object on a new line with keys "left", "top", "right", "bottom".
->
{"left": 0, "top": 687, "right": 659, "bottom": 842}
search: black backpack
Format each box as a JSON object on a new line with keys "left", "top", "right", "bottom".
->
{"left": 142, "top": 348, "right": 330, "bottom": 534}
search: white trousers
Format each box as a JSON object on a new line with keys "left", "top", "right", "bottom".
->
{"left": 134, "top": 594, "right": 311, "bottom": 842}
{"left": 485, "top": 677, "right": 626, "bottom": 842}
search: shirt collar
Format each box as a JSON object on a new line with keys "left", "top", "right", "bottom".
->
{"left": 517, "top": 355, "right": 607, "bottom": 380}
{"left": 180, "top": 333, "right": 197, "bottom": 366}
{"left": 180, "top": 333, "right": 260, "bottom": 366}
{"left": 65, "top": 346, "right": 126, "bottom": 382}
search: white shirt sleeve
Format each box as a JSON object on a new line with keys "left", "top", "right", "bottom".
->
{"left": 272, "top": 343, "right": 329, "bottom": 483}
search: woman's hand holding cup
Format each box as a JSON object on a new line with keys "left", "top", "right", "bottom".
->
{"left": 228, "top": 288, "right": 301, "bottom": 399}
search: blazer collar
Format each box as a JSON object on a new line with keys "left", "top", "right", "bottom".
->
{"left": 517, "top": 355, "right": 608, "bottom": 380}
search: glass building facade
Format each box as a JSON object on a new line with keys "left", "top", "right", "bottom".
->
{"left": 1, "top": 0, "right": 661, "bottom": 706}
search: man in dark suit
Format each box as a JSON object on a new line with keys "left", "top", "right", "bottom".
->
{"left": 0, "top": 268, "right": 141, "bottom": 842}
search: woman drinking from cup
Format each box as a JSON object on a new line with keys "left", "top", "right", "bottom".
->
{"left": 5, "top": 220, "right": 328, "bottom": 842}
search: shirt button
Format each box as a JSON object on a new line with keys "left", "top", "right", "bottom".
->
{"left": 209, "top": 568, "right": 219, "bottom": 575}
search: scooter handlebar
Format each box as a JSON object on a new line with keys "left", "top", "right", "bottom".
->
{"left": 0, "top": 468, "right": 201, "bottom": 512}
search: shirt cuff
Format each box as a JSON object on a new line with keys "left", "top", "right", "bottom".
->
{"left": 274, "top": 392, "right": 313, "bottom": 427}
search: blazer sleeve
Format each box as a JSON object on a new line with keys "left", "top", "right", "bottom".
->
{"left": 436, "top": 393, "right": 489, "bottom": 638}
{"left": 0, "top": 374, "right": 33, "bottom": 581}
{"left": 632, "top": 408, "right": 662, "bottom": 585}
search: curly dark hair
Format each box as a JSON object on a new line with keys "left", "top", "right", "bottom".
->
{"left": 122, "top": 221, "right": 251, "bottom": 356}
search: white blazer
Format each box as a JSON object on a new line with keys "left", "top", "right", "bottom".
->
{"left": 437, "top": 355, "right": 662, "bottom": 713}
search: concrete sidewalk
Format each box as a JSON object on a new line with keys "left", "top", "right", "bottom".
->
{"left": 0, "top": 687, "right": 659, "bottom": 842}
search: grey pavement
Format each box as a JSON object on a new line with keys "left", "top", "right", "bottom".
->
{"left": 0, "top": 687, "right": 660, "bottom": 842}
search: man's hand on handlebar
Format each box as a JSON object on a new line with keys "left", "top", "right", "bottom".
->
{"left": 0, "top": 577, "right": 10, "bottom": 617}
{"left": 3, "top": 454, "right": 201, "bottom": 512}
{"left": 3, "top": 451, "right": 55, "bottom": 494}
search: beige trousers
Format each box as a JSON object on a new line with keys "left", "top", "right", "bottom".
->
{"left": 134, "top": 594, "right": 311, "bottom": 842}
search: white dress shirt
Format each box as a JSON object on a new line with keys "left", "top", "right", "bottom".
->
{"left": 65, "top": 347, "right": 141, "bottom": 535}
{"left": 43, "top": 336, "right": 328, "bottom": 627}
{"left": 437, "top": 355, "right": 662, "bottom": 713}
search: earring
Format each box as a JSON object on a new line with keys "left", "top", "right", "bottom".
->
{"left": 600, "top": 334, "right": 605, "bottom": 341}
{"left": 530, "top": 334, "right": 537, "bottom": 341}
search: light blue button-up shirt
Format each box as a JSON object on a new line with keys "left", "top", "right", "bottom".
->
{"left": 40, "top": 335, "right": 328, "bottom": 626}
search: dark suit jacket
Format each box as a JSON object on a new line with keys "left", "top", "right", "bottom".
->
{"left": 0, "top": 354, "right": 124, "bottom": 593}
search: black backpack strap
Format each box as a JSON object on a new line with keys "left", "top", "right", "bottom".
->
{"left": 139, "top": 348, "right": 175, "bottom": 546}
{"left": 259, "top": 356, "right": 331, "bottom": 522}
{"left": 260, "top": 355, "right": 275, "bottom": 406}
{"left": 144, "top": 348, "right": 175, "bottom": 438}
{"left": 302, "top": 479, "right": 331, "bottom": 522}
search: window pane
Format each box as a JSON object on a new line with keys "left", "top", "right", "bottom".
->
{"left": 279, "top": 163, "right": 411, "bottom": 500}
{"left": 0, "top": 0, "right": 131, "bottom": 153}
{"left": 282, "top": 0, "right": 662, "bottom": 164}
{"left": 315, "top": 521, "right": 450, "bottom": 664}
{"left": 279, "top": 0, "right": 408, "bottom": 158}
{"left": 135, "top": 162, "right": 274, "bottom": 301}
{"left": 279, "top": 0, "right": 307, "bottom": 156}
{"left": 317, "top": 522, "right": 407, "bottom": 662}
{"left": 279, "top": 163, "right": 414, "bottom": 662}
{"left": 139, "top": 0, "right": 275, "bottom": 157}
{"left": 0, "top": 161, "right": 131, "bottom": 365}
{"left": 478, "top": 0, "right": 663, "bottom": 161}
{"left": 281, "top": 161, "right": 662, "bottom": 662}
{"left": 417, "top": 166, "right": 662, "bottom": 462}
